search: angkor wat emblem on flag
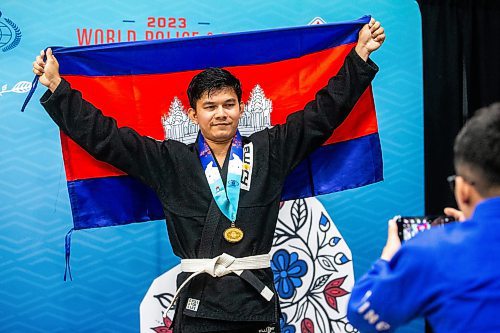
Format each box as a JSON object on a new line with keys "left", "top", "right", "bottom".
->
{"left": 161, "top": 84, "right": 273, "bottom": 144}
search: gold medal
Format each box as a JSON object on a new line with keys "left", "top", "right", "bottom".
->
{"left": 224, "top": 223, "right": 244, "bottom": 243}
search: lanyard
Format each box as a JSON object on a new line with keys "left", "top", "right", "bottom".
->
{"left": 198, "top": 131, "right": 243, "bottom": 223}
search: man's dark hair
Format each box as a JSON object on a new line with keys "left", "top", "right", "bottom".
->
{"left": 454, "top": 102, "right": 500, "bottom": 195}
{"left": 187, "top": 67, "right": 242, "bottom": 109}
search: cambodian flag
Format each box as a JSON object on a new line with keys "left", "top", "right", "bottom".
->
{"left": 45, "top": 15, "right": 382, "bottom": 231}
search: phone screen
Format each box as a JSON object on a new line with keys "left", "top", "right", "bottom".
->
{"left": 397, "top": 216, "right": 455, "bottom": 242}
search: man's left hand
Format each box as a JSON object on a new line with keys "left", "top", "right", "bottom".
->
{"left": 355, "top": 17, "right": 386, "bottom": 61}
{"left": 380, "top": 216, "right": 401, "bottom": 261}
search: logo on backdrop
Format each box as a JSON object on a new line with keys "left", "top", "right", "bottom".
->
{"left": 0, "top": 10, "right": 22, "bottom": 52}
{"left": 161, "top": 84, "right": 273, "bottom": 144}
{"left": 309, "top": 16, "right": 326, "bottom": 25}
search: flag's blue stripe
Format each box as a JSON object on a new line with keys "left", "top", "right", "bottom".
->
{"left": 282, "top": 132, "right": 383, "bottom": 200}
{"left": 67, "top": 177, "right": 164, "bottom": 230}
{"left": 68, "top": 132, "right": 382, "bottom": 229}
{"left": 53, "top": 16, "right": 370, "bottom": 76}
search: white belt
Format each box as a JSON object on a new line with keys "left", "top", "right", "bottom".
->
{"left": 166, "top": 253, "right": 273, "bottom": 313}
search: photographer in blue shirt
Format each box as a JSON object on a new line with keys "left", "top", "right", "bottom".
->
{"left": 347, "top": 103, "right": 500, "bottom": 332}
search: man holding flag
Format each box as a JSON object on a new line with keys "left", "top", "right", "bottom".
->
{"left": 33, "top": 17, "right": 385, "bottom": 333}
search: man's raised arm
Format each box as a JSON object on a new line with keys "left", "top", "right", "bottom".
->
{"left": 33, "top": 48, "right": 167, "bottom": 191}
{"left": 272, "top": 18, "right": 386, "bottom": 174}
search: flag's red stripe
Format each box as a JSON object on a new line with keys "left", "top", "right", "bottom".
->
{"left": 62, "top": 43, "right": 377, "bottom": 181}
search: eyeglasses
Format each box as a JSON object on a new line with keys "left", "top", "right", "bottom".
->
{"left": 447, "top": 175, "right": 456, "bottom": 193}
{"left": 447, "top": 174, "right": 475, "bottom": 193}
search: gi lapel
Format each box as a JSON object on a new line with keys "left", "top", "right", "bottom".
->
{"left": 182, "top": 141, "right": 273, "bottom": 318}
{"left": 183, "top": 150, "right": 227, "bottom": 317}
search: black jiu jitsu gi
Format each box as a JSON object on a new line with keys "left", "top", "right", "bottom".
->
{"left": 40, "top": 49, "right": 378, "bottom": 332}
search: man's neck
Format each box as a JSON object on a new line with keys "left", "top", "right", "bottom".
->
{"left": 206, "top": 138, "right": 232, "bottom": 167}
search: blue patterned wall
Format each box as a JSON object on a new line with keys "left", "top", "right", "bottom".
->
{"left": 0, "top": 1, "right": 423, "bottom": 332}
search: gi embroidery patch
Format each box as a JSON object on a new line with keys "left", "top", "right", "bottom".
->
{"left": 258, "top": 326, "right": 275, "bottom": 333}
{"left": 241, "top": 142, "right": 253, "bottom": 191}
{"left": 185, "top": 298, "right": 200, "bottom": 312}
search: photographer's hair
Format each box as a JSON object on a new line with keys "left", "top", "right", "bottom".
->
{"left": 187, "top": 67, "right": 242, "bottom": 109}
{"left": 454, "top": 102, "right": 500, "bottom": 196}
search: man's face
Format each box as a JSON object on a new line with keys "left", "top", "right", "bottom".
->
{"left": 188, "top": 88, "right": 244, "bottom": 143}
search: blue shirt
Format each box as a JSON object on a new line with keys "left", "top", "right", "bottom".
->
{"left": 347, "top": 197, "right": 500, "bottom": 332}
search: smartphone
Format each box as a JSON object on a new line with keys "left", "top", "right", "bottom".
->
{"left": 396, "top": 216, "right": 455, "bottom": 242}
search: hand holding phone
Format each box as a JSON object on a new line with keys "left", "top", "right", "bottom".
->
{"left": 396, "top": 216, "right": 455, "bottom": 242}
{"left": 380, "top": 216, "right": 402, "bottom": 261}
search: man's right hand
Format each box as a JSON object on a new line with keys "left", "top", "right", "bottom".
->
{"left": 444, "top": 207, "right": 466, "bottom": 222}
{"left": 33, "top": 48, "right": 61, "bottom": 93}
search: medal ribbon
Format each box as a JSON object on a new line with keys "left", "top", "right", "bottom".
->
{"left": 198, "top": 131, "right": 243, "bottom": 222}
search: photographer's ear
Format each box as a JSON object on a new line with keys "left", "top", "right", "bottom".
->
{"left": 455, "top": 176, "right": 475, "bottom": 218}
{"left": 455, "top": 176, "right": 467, "bottom": 203}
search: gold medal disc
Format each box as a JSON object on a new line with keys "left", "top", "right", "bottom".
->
{"left": 224, "top": 226, "right": 244, "bottom": 243}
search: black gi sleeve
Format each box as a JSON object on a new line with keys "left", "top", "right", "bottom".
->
{"left": 270, "top": 48, "right": 379, "bottom": 174}
{"left": 40, "top": 78, "right": 166, "bottom": 191}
